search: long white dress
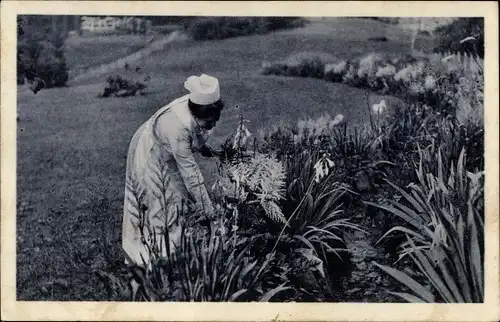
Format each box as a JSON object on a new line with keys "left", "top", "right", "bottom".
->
{"left": 122, "top": 94, "right": 214, "bottom": 266}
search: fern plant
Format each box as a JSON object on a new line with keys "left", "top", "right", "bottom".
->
{"left": 214, "top": 152, "right": 287, "bottom": 225}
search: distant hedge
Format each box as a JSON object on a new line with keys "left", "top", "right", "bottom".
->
{"left": 145, "top": 16, "right": 198, "bottom": 26}
{"left": 185, "top": 17, "right": 307, "bottom": 41}
{"left": 360, "top": 17, "right": 400, "bottom": 24}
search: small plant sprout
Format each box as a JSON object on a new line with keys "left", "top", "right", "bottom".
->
{"left": 233, "top": 111, "right": 252, "bottom": 150}
{"left": 313, "top": 153, "right": 335, "bottom": 183}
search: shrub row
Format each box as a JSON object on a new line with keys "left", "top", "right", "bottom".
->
{"left": 185, "top": 17, "right": 307, "bottom": 41}
{"left": 261, "top": 52, "right": 482, "bottom": 118}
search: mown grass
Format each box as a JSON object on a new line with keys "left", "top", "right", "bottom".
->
{"left": 17, "top": 18, "right": 420, "bottom": 300}
{"left": 64, "top": 35, "right": 157, "bottom": 76}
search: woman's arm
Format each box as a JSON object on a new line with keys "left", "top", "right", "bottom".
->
{"left": 156, "top": 117, "right": 214, "bottom": 216}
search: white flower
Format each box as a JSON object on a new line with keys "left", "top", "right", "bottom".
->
{"left": 441, "top": 55, "right": 454, "bottom": 62}
{"left": 460, "top": 36, "right": 476, "bottom": 44}
{"left": 297, "top": 120, "right": 306, "bottom": 140}
{"left": 410, "top": 62, "right": 425, "bottom": 78}
{"left": 219, "top": 222, "right": 226, "bottom": 236}
{"left": 297, "top": 119, "right": 306, "bottom": 131}
{"left": 379, "top": 99, "right": 387, "bottom": 110}
{"left": 357, "top": 53, "right": 382, "bottom": 78}
{"left": 394, "top": 66, "right": 411, "bottom": 82}
{"left": 314, "top": 153, "right": 334, "bottom": 183}
{"left": 318, "top": 114, "right": 332, "bottom": 136}
{"left": 324, "top": 64, "right": 334, "bottom": 74}
{"left": 376, "top": 65, "right": 397, "bottom": 77}
{"left": 372, "top": 99, "right": 387, "bottom": 115}
{"left": 325, "top": 61, "right": 347, "bottom": 74}
{"left": 233, "top": 122, "right": 252, "bottom": 149}
{"left": 329, "top": 114, "right": 345, "bottom": 129}
{"left": 211, "top": 180, "right": 220, "bottom": 192}
{"left": 306, "top": 119, "right": 316, "bottom": 137}
{"left": 230, "top": 169, "right": 241, "bottom": 190}
{"left": 424, "top": 75, "right": 436, "bottom": 90}
{"left": 409, "top": 82, "right": 424, "bottom": 95}
{"left": 293, "top": 134, "right": 300, "bottom": 144}
{"left": 257, "top": 127, "right": 267, "bottom": 140}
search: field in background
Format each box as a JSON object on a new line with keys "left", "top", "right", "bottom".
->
{"left": 64, "top": 34, "right": 158, "bottom": 77}
{"left": 17, "top": 18, "right": 426, "bottom": 300}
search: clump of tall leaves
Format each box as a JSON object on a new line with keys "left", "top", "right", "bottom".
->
{"left": 370, "top": 146, "right": 484, "bottom": 302}
{"left": 103, "top": 215, "right": 291, "bottom": 302}
{"left": 164, "top": 218, "right": 291, "bottom": 301}
{"left": 246, "top": 124, "right": 367, "bottom": 295}
{"left": 272, "top": 146, "right": 366, "bottom": 289}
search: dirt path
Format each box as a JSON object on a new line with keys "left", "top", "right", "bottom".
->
{"left": 69, "top": 31, "right": 187, "bottom": 84}
{"left": 340, "top": 213, "right": 400, "bottom": 302}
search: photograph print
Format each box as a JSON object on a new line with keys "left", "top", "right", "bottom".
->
{"left": 14, "top": 11, "right": 487, "bottom": 305}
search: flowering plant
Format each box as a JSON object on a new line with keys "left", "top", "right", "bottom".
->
{"left": 313, "top": 153, "right": 335, "bottom": 183}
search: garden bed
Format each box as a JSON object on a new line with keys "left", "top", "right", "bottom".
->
{"left": 98, "top": 82, "right": 484, "bottom": 301}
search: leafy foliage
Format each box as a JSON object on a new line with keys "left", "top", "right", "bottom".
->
{"left": 433, "top": 18, "right": 484, "bottom": 58}
{"left": 17, "top": 16, "right": 69, "bottom": 88}
{"left": 212, "top": 153, "right": 288, "bottom": 227}
{"left": 98, "top": 74, "right": 148, "bottom": 98}
{"left": 371, "top": 146, "right": 484, "bottom": 302}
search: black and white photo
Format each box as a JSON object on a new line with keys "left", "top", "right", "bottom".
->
{"left": 2, "top": 1, "right": 499, "bottom": 321}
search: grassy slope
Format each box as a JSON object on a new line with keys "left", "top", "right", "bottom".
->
{"left": 17, "top": 18, "right": 417, "bottom": 300}
{"left": 64, "top": 35, "right": 156, "bottom": 76}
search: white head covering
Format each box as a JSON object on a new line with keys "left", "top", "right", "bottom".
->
{"left": 184, "top": 74, "right": 220, "bottom": 105}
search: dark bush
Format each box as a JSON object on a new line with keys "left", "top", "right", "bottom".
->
{"left": 433, "top": 18, "right": 484, "bottom": 58}
{"left": 186, "top": 16, "right": 306, "bottom": 41}
{"left": 98, "top": 74, "right": 147, "bottom": 98}
{"left": 293, "top": 57, "right": 325, "bottom": 78}
{"left": 17, "top": 16, "right": 69, "bottom": 88}
{"left": 261, "top": 63, "right": 289, "bottom": 76}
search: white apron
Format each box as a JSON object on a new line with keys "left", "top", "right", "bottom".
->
{"left": 122, "top": 95, "right": 214, "bottom": 267}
